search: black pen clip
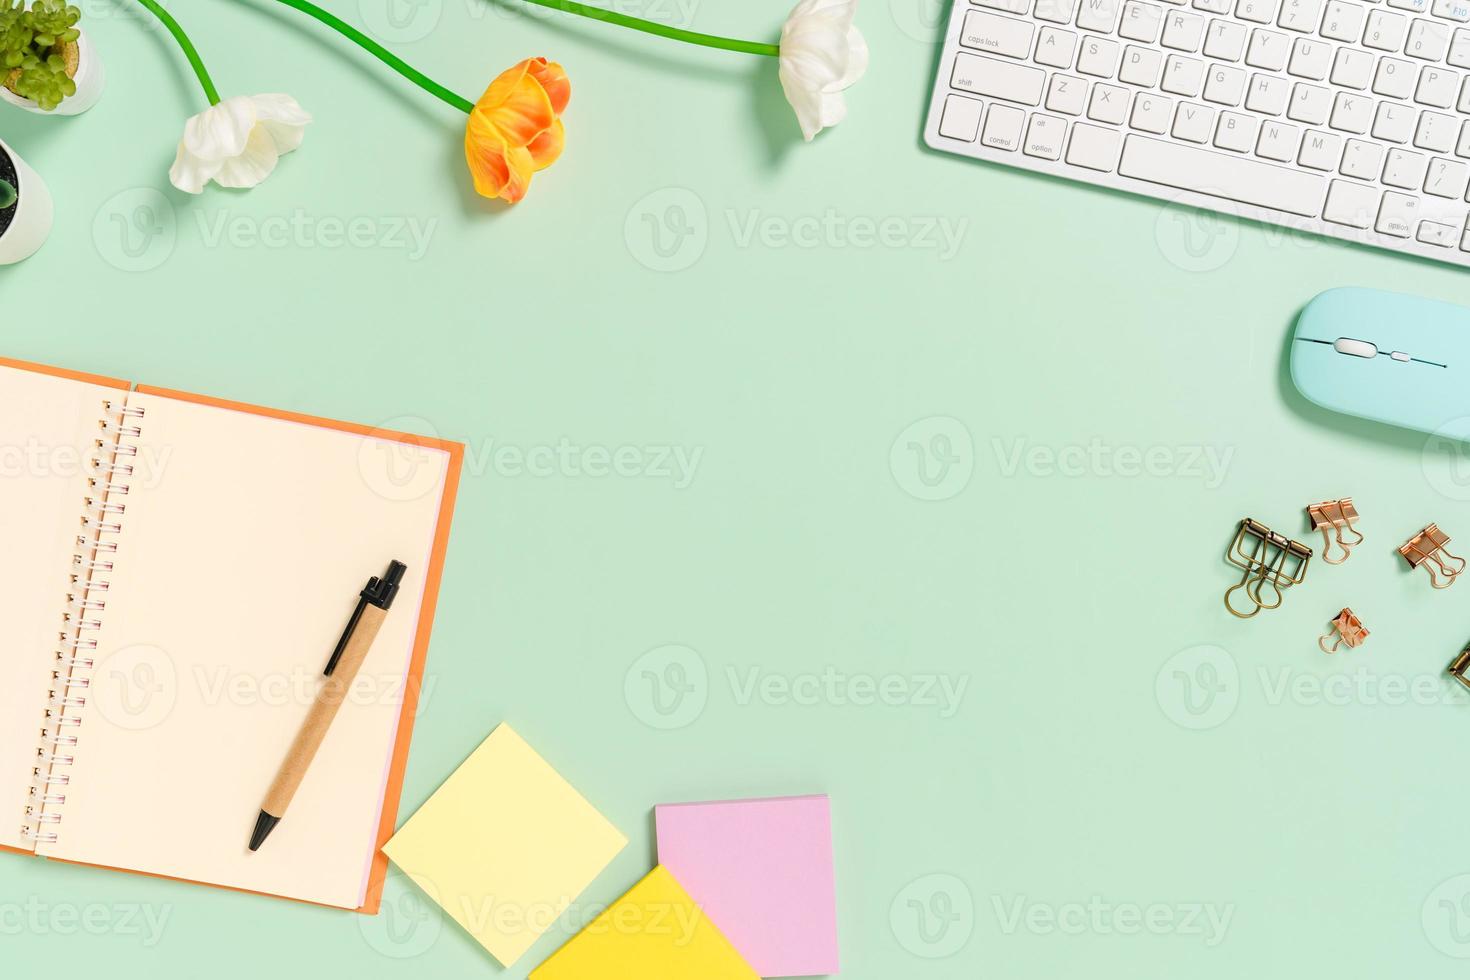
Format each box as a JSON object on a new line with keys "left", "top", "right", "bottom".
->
{"left": 324, "top": 560, "right": 408, "bottom": 676}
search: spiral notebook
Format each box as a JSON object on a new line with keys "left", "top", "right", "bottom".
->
{"left": 0, "top": 357, "right": 462, "bottom": 913}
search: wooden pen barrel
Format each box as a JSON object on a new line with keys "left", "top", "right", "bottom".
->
{"left": 261, "top": 603, "right": 388, "bottom": 818}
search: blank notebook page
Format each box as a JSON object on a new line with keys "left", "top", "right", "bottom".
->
{"left": 0, "top": 366, "right": 124, "bottom": 852}
{"left": 39, "top": 390, "right": 451, "bottom": 909}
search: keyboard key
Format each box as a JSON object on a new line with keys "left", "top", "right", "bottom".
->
{"left": 1341, "top": 138, "right": 1386, "bottom": 177}
{"left": 1384, "top": 147, "right": 1428, "bottom": 187}
{"left": 1288, "top": 83, "right": 1332, "bottom": 123}
{"left": 1331, "top": 48, "right": 1374, "bottom": 89}
{"left": 952, "top": 52, "right": 1047, "bottom": 104}
{"left": 1424, "top": 157, "right": 1470, "bottom": 197}
{"left": 1375, "top": 191, "right": 1419, "bottom": 236}
{"left": 1323, "top": 179, "right": 1380, "bottom": 226}
{"left": 1257, "top": 120, "right": 1302, "bottom": 159}
{"left": 1247, "top": 29, "right": 1290, "bottom": 69}
{"left": 1194, "top": 0, "right": 1232, "bottom": 12}
{"left": 1119, "top": 133, "right": 1325, "bottom": 213}
{"left": 1330, "top": 92, "right": 1374, "bottom": 132}
{"left": 1459, "top": 120, "right": 1470, "bottom": 157}
{"left": 1205, "top": 63, "right": 1249, "bottom": 103}
{"left": 939, "top": 95, "right": 985, "bottom": 140}
{"left": 1121, "top": 45, "right": 1165, "bottom": 84}
{"left": 1460, "top": 77, "right": 1470, "bottom": 112}
{"left": 982, "top": 103, "right": 1027, "bottom": 148}
{"left": 1120, "top": 1, "right": 1165, "bottom": 40}
{"left": 1321, "top": 0, "right": 1366, "bottom": 42}
{"left": 1246, "top": 73, "right": 1291, "bottom": 112}
{"left": 1132, "top": 92, "right": 1176, "bottom": 131}
{"left": 1236, "top": 0, "right": 1279, "bottom": 22}
{"left": 1372, "top": 102, "right": 1415, "bottom": 142}
{"left": 975, "top": 0, "right": 1031, "bottom": 12}
{"left": 1034, "top": 0, "right": 1078, "bottom": 21}
{"left": 1288, "top": 39, "right": 1331, "bottom": 79}
{"left": 1388, "top": 0, "right": 1429, "bottom": 12}
{"left": 1025, "top": 113, "right": 1067, "bottom": 157}
{"left": 1162, "top": 10, "right": 1206, "bottom": 49}
{"left": 1046, "top": 73, "right": 1090, "bottom": 113}
{"left": 1277, "top": 0, "right": 1324, "bottom": 31}
{"left": 1452, "top": 29, "right": 1470, "bottom": 69}
{"left": 1088, "top": 82, "right": 1131, "bottom": 121}
{"left": 1417, "top": 112, "right": 1458, "bottom": 153}
{"left": 1162, "top": 55, "right": 1206, "bottom": 94}
{"left": 1434, "top": 0, "right": 1470, "bottom": 21}
{"left": 1066, "top": 121, "right": 1124, "bottom": 169}
{"left": 961, "top": 10, "right": 1037, "bottom": 59}
{"left": 1416, "top": 67, "right": 1459, "bottom": 108}
{"left": 1216, "top": 109, "right": 1261, "bottom": 149}
{"left": 1298, "top": 129, "right": 1343, "bottom": 169}
{"left": 1418, "top": 220, "right": 1458, "bottom": 246}
{"left": 1364, "top": 10, "right": 1409, "bottom": 51}
{"left": 1373, "top": 59, "right": 1415, "bottom": 99}
{"left": 1205, "top": 19, "right": 1249, "bottom": 59}
{"left": 1079, "top": 36, "right": 1123, "bottom": 75}
{"left": 1036, "top": 26, "right": 1079, "bottom": 66}
{"left": 1077, "top": 0, "right": 1123, "bottom": 31}
{"left": 1172, "top": 101, "right": 1217, "bottom": 140}
{"left": 1406, "top": 19, "right": 1451, "bottom": 61}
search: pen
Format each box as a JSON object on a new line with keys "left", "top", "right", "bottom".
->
{"left": 249, "top": 560, "right": 408, "bottom": 852}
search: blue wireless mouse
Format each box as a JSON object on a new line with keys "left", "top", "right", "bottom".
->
{"left": 1291, "top": 288, "right": 1470, "bottom": 440}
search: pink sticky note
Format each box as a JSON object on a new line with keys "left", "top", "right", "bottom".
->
{"left": 655, "top": 795, "right": 838, "bottom": 977}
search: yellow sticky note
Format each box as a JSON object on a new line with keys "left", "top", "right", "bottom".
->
{"left": 530, "top": 866, "right": 759, "bottom": 980}
{"left": 383, "top": 724, "right": 627, "bottom": 967}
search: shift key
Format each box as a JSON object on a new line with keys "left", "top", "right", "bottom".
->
{"left": 951, "top": 52, "right": 1045, "bottom": 106}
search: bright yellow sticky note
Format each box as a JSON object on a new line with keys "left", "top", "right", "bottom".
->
{"left": 383, "top": 723, "right": 627, "bottom": 967}
{"left": 530, "top": 866, "right": 759, "bottom": 980}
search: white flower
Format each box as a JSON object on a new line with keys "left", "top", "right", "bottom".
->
{"left": 778, "top": 0, "right": 869, "bottom": 141}
{"left": 168, "top": 94, "right": 312, "bottom": 194}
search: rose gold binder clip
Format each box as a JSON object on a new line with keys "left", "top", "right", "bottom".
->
{"left": 1306, "top": 498, "right": 1363, "bottom": 564}
{"left": 1318, "top": 608, "right": 1368, "bottom": 654}
{"left": 1398, "top": 523, "right": 1465, "bottom": 589}
{"left": 1224, "top": 518, "right": 1313, "bottom": 618}
{"left": 1448, "top": 647, "right": 1470, "bottom": 693}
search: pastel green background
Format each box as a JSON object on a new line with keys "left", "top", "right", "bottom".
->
{"left": 4, "top": 0, "right": 1470, "bottom": 975}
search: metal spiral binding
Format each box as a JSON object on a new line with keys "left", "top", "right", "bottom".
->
{"left": 20, "top": 398, "right": 143, "bottom": 848}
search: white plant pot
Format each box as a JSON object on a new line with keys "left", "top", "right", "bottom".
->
{"left": 0, "top": 139, "right": 53, "bottom": 264}
{"left": 0, "top": 28, "right": 104, "bottom": 116}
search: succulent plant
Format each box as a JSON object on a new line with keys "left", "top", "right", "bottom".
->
{"left": 0, "top": 179, "right": 14, "bottom": 209}
{"left": 0, "top": 0, "right": 81, "bottom": 112}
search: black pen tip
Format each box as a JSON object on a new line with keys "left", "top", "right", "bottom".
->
{"left": 249, "top": 811, "right": 280, "bottom": 852}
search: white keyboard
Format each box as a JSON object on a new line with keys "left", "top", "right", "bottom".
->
{"left": 923, "top": 0, "right": 1470, "bottom": 265}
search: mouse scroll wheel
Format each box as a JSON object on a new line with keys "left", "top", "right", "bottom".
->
{"left": 1334, "top": 338, "right": 1379, "bottom": 358}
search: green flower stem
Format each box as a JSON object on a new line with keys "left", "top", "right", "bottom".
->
{"left": 266, "top": 0, "right": 475, "bottom": 114}
{"left": 134, "top": 0, "right": 221, "bottom": 105}
{"left": 511, "top": 0, "right": 781, "bottom": 57}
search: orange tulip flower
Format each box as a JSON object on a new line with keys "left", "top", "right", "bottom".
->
{"left": 464, "top": 57, "right": 570, "bottom": 204}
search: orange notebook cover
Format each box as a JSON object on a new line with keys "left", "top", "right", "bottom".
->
{"left": 0, "top": 357, "right": 461, "bottom": 914}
